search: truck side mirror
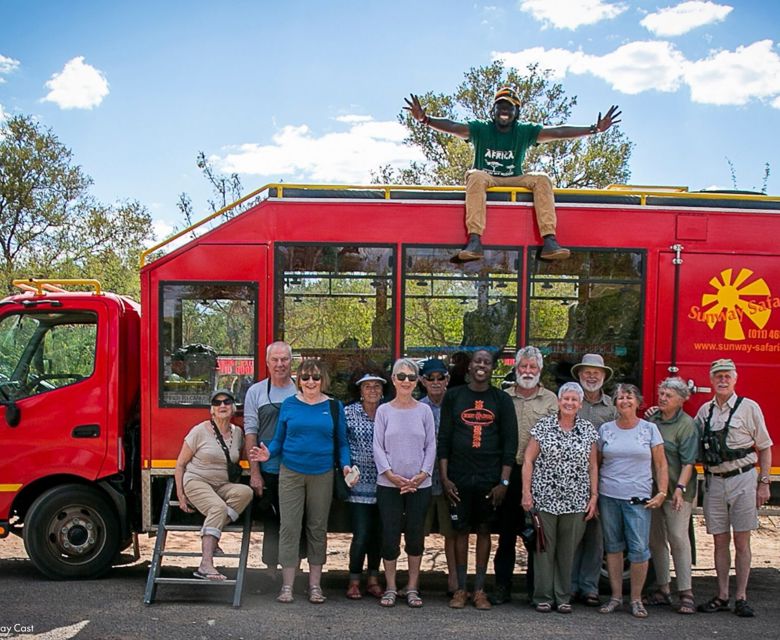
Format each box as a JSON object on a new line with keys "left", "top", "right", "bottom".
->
{"left": 4, "top": 401, "right": 20, "bottom": 427}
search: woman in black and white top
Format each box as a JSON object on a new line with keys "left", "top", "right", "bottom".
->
{"left": 522, "top": 382, "right": 599, "bottom": 614}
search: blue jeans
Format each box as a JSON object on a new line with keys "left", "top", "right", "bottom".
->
{"left": 599, "top": 495, "right": 651, "bottom": 563}
{"left": 348, "top": 502, "right": 381, "bottom": 579}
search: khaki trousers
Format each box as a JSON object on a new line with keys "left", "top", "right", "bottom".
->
{"left": 533, "top": 511, "right": 587, "bottom": 606}
{"left": 649, "top": 500, "right": 694, "bottom": 591}
{"left": 465, "top": 169, "right": 557, "bottom": 237}
{"left": 278, "top": 464, "right": 333, "bottom": 568}
{"left": 184, "top": 477, "right": 253, "bottom": 539}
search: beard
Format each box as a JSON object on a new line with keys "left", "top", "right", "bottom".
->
{"left": 580, "top": 379, "right": 603, "bottom": 393}
{"left": 516, "top": 373, "right": 540, "bottom": 390}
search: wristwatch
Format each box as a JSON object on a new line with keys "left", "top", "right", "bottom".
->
{"left": 758, "top": 476, "right": 770, "bottom": 485}
{"left": 500, "top": 479, "right": 510, "bottom": 487}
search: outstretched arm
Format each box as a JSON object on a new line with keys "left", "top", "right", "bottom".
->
{"left": 537, "top": 105, "right": 621, "bottom": 143}
{"left": 404, "top": 93, "right": 470, "bottom": 140}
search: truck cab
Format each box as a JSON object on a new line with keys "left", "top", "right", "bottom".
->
{"left": 0, "top": 280, "right": 141, "bottom": 579}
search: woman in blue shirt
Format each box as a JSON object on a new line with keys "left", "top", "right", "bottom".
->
{"left": 251, "top": 359, "right": 351, "bottom": 604}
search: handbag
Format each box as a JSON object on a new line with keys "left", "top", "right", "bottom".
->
{"left": 330, "top": 399, "right": 350, "bottom": 501}
{"left": 211, "top": 420, "right": 243, "bottom": 483}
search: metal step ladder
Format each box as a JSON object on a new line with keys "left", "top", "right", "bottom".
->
{"left": 143, "top": 477, "right": 252, "bottom": 608}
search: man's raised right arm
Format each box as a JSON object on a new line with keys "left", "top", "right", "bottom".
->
{"left": 404, "top": 93, "right": 470, "bottom": 140}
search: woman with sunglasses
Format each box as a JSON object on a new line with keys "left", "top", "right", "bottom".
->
{"left": 250, "top": 359, "right": 351, "bottom": 604}
{"left": 174, "top": 389, "right": 253, "bottom": 581}
{"left": 373, "top": 358, "right": 436, "bottom": 608}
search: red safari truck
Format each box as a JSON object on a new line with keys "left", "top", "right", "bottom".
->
{"left": 1, "top": 183, "right": 779, "bottom": 579}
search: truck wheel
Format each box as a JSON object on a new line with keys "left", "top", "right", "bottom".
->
{"left": 23, "top": 485, "right": 120, "bottom": 580}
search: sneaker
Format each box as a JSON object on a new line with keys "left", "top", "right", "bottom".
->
{"left": 456, "top": 234, "right": 484, "bottom": 262}
{"left": 489, "top": 585, "right": 511, "bottom": 605}
{"left": 473, "top": 590, "right": 492, "bottom": 610}
{"left": 540, "top": 235, "right": 570, "bottom": 261}
{"left": 449, "top": 589, "right": 469, "bottom": 609}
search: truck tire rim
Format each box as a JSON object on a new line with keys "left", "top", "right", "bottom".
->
{"left": 47, "top": 506, "right": 104, "bottom": 560}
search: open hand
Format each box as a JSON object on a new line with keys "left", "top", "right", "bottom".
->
{"left": 403, "top": 94, "right": 427, "bottom": 124}
{"left": 596, "top": 105, "right": 621, "bottom": 132}
{"left": 248, "top": 443, "right": 270, "bottom": 463}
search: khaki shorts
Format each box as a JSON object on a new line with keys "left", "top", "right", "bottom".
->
{"left": 424, "top": 493, "right": 456, "bottom": 538}
{"left": 703, "top": 467, "right": 759, "bottom": 535}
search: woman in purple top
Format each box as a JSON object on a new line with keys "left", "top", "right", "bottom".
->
{"left": 373, "top": 358, "right": 436, "bottom": 608}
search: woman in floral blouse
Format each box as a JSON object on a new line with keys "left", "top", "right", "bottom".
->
{"left": 344, "top": 370, "right": 387, "bottom": 600}
{"left": 522, "top": 381, "right": 599, "bottom": 614}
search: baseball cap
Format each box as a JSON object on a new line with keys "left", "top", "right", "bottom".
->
{"left": 493, "top": 86, "right": 520, "bottom": 107}
{"left": 710, "top": 358, "right": 737, "bottom": 375}
{"left": 420, "top": 358, "right": 449, "bottom": 377}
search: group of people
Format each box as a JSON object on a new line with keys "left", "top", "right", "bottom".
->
{"left": 174, "top": 342, "right": 772, "bottom": 619}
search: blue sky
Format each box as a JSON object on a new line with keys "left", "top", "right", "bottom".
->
{"left": 2, "top": 0, "right": 779, "bottom": 241}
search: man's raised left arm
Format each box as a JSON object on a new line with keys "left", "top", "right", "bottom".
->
{"left": 537, "top": 105, "right": 621, "bottom": 143}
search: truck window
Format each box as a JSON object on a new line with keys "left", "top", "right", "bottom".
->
{"left": 402, "top": 246, "right": 520, "bottom": 382}
{"left": 0, "top": 312, "right": 97, "bottom": 401}
{"left": 527, "top": 249, "right": 645, "bottom": 387}
{"left": 275, "top": 244, "right": 394, "bottom": 400}
{"left": 160, "top": 283, "right": 257, "bottom": 407}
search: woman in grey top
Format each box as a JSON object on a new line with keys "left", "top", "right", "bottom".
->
{"left": 373, "top": 358, "right": 436, "bottom": 608}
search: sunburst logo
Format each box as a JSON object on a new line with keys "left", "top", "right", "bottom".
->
{"left": 699, "top": 268, "right": 772, "bottom": 341}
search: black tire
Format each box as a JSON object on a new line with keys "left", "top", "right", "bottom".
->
{"left": 23, "top": 484, "right": 120, "bottom": 580}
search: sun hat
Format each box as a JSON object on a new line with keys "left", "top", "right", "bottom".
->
{"left": 355, "top": 373, "right": 386, "bottom": 385}
{"left": 571, "top": 354, "right": 613, "bottom": 382}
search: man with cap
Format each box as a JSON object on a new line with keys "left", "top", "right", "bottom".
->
{"left": 243, "top": 341, "right": 297, "bottom": 571}
{"left": 491, "top": 345, "right": 558, "bottom": 604}
{"left": 419, "top": 358, "right": 458, "bottom": 596}
{"left": 694, "top": 359, "right": 772, "bottom": 618}
{"left": 570, "top": 353, "right": 617, "bottom": 606}
{"left": 404, "top": 89, "right": 621, "bottom": 262}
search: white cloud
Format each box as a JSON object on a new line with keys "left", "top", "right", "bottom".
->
{"left": 496, "top": 39, "right": 780, "bottom": 105}
{"left": 518, "top": 0, "right": 627, "bottom": 30}
{"left": 151, "top": 219, "right": 174, "bottom": 244}
{"left": 42, "top": 57, "right": 109, "bottom": 110}
{"left": 685, "top": 40, "right": 780, "bottom": 106}
{"left": 0, "top": 54, "right": 20, "bottom": 82}
{"left": 212, "top": 116, "right": 425, "bottom": 183}
{"left": 0, "top": 103, "right": 7, "bottom": 124}
{"left": 641, "top": 1, "right": 733, "bottom": 37}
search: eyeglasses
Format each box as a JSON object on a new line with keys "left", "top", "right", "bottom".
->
{"left": 299, "top": 373, "right": 322, "bottom": 382}
{"left": 211, "top": 398, "right": 234, "bottom": 407}
{"left": 424, "top": 375, "right": 447, "bottom": 382}
{"left": 394, "top": 373, "right": 418, "bottom": 382}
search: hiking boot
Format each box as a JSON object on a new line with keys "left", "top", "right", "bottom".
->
{"left": 473, "top": 590, "right": 492, "bottom": 610}
{"left": 489, "top": 584, "right": 511, "bottom": 605}
{"left": 456, "top": 234, "right": 484, "bottom": 262}
{"left": 449, "top": 589, "right": 469, "bottom": 609}
{"left": 540, "top": 235, "right": 570, "bottom": 261}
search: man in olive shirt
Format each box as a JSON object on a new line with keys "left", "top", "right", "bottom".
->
{"left": 571, "top": 353, "right": 617, "bottom": 606}
{"left": 492, "top": 346, "right": 557, "bottom": 604}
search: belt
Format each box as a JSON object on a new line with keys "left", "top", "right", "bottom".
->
{"left": 705, "top": 463, "right": 755, "bottom": 479}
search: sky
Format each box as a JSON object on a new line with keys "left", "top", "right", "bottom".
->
{"left": 2, "top": 0, "right": 779, "bottom": 242}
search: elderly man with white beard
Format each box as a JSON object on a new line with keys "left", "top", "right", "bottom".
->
{"left": 491, "top": 346, "right": 558, "bottom": 604}
{"left": 570, "top": 353, "right": 617, "bottom": 607}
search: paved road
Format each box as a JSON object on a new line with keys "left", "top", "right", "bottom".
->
{"left": 2, "top": 557, "right": 779, "bottom": 640}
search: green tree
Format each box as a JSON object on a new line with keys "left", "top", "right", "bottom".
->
{"left": 0, "top": 114, "right": 154, "bottom": 297}
{"left": 374, "top": 61, "right": 633, "bottom": 188}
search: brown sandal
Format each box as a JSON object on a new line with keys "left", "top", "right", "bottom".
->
{"left": 677, "top": 594, "right": 696, "bottom": 615}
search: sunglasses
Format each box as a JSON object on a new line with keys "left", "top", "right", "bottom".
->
{"left": 424, "top": 375, "right": 447, "bottom": 382}
{"left": 211, "top": 398, "right": 234, "bottom": 407}
{"left": 299, "top": 373, "right": 322, "bottom": 382}
{"left": 394, "top": 373, "right": 418, "bottom": 382}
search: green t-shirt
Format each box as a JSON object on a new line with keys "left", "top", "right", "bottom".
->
{"left": 468, "top": 120, "right": 542, "bottom": 177}
{"left": 649, "top": 408, "right": 699, "bottom": 503}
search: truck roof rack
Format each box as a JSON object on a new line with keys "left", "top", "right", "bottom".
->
{"left": 12, "top": 278, "right": 104, "bottom": 296}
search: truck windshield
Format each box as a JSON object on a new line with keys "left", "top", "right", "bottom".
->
{"left": 0, "top": 311, "right": 97, "bottom": 402}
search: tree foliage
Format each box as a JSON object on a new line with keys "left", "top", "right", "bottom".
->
{"left": 373, "top": 61, "right": 633, "bottom": 188}
{"left": 0, "top": 115, "right": 154, "bottom": 297}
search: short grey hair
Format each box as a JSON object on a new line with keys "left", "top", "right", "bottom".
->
{"left": 658, "top": 377, "right": 691, "bottom": 401}
{"left": 614, "top": 383, "right": 643, "bottom": 406}
{"left": 392, "top": 358, "right": 419, "bottom": 377}
{"left": 515, "top": 346, "right": 543, "bottom": 370}
{"left": 558, "top": 381, "right": 584, "bottom": 401}
{"left": 266, "top": 341, "right": 292, "bottom": 361}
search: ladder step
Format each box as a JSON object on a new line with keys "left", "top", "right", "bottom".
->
{"left": 154, "top": 577, "right": 237, "bottom": 586}
{"left": 163, "top": 551, "right": 242, "bottom": 558}
{"left": 164, "top": 524, "right": 246, "bottom": 532}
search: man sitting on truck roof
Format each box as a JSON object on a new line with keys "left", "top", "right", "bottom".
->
{"left": 404, "top": 88, "right": 621, "bottom": 262}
